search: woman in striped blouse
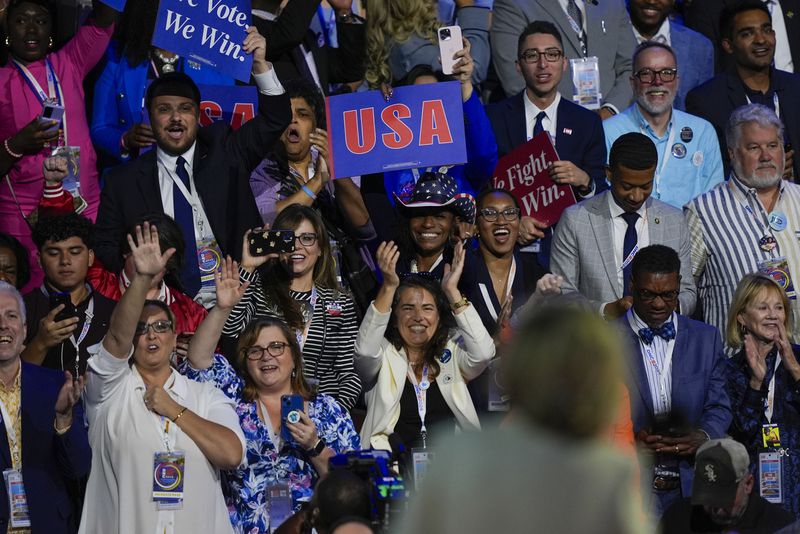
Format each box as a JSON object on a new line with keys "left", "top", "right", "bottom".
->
{"left": 222, "top": 204, "right": 361, "bottom": 410}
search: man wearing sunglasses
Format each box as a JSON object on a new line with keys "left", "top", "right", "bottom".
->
{"left": 604, "top": 41, "right": 724, "bottom": 210}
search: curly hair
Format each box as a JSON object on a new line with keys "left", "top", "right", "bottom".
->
{"left": 384, "top": 274, "right": 456, "bottom": 378}
{"left": 32, "top": 213, "right": 93, "bottom": 250}
{"left": 364, "top": 0, "right": 440, "bottom": 88}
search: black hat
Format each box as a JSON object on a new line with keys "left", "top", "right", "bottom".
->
{"left": 394, "top": 171, "right": 476, "bottom": 224}
{"left": 145, "top": 72, "right": 201, "bottom": 111}
{"left": 691, "top": 439, "right": 750, "bottom": 508}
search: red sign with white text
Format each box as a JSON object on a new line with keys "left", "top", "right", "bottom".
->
{"left": 492, "top": 133, "right": 576, "bottom": 226}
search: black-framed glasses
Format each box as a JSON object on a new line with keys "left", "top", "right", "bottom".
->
{"left": 479, "top": 207, "right": 521, "bottom": 222}
{"left": 245, "top": 342, "right": 289, "bottom": 360}
{"left": 637, "top": 289, "right": 679, "bottom": 303}
{"left": 295, "top": 233, "right": 318, "bottom": 247}
{"left": 518, "top": 48, "right": 563, "bottom": 64}
{"left": 135, "top": 319, "right": 173, "bottom": 336}
{"left": 633, "top": 68, "right": 678, "bottom": 84}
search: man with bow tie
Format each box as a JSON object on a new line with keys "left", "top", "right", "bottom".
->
{"left": 623, "top": 244, "right": 731, "bottom": 519}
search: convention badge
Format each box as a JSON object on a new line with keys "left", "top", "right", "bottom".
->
{"left": 152, "top": 450, "right": 185, "bottom": 510}
{"left": 760, "top": 235, "right": 777, "bottom": 252}
{"left": 758, "top": 256, "right": 797, "bottom": 299}
{"left": 762, "top": 424, "right": 782, "bottom": 449}
{"left": 418, "top": 378, "right": 430, "bottom": 391}
{"left": 411, "top": 448, "right": 435, "bottom": 489}
{"left": 759, "top": 451, "right": 783, "bottom": 504}
{"left": 439, "top": 349, "right": 452, "bottom": 364}
{"left": 50, "top": 145, "right": 86, "bottom": 213}
{"left": 692, "top": 151, "right": 704, "bottom": 167}
{"left": 569, "top": 57, "right": 602, "bottom": 110}
{"left": 2, "top": 469, "right": 31, "bottom": 529}
{"left": 769, "top": 211, "right": 788, "bottom": 232}
{"left": 197, "top": 236, "right": 223, "bottom": 289}
{"left": 519, "top": 242, "right": 540, "bottom": 253}
{"left": 267, "top": 480, "right": 293, "bottom": 533}
{"left": 680, "top": 126, "right": 693, "bottom": 143}
{"left": 671, "top": 143, "right": 687, "bottom": 158}
{"left": 487, "top": 357, "right": 511, "bottom": 413}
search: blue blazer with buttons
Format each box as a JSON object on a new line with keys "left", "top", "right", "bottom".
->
{"left": 90, "top": 40, "right": 235, "bottom": 164}
{"left": 0, "top": 363, "right": 91, "bottom": 533}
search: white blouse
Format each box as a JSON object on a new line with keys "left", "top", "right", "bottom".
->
{"left": 79, "top": 343, "right": 246, "bottom": 534}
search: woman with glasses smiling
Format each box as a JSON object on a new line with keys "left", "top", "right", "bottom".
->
{"left": 222, "top": 204, "right": 362, "bottom": 411}
{"left": 182, "top": 265, "right": 359, "bottom": 532}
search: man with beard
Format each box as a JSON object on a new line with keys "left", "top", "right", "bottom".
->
{"left": 604, "top": 42, "right": 724, "bottom": 210}
{"left": 686, "top": 104, "right": 800, "bottom": 339}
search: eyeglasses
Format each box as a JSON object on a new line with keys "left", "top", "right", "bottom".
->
{"left": 518, "top": 48, "right": 563, "bottom": 64}
{"left": 637, "top": 289, "right": 679, "bottom": 303}
{"left": 135, "top": 320, "right": 173, "bottom": 336}
{"left": 633, "top": 68, "right": 678, "bottom": 84}
{"left": 295, "top": 233, "right": 318, "bottom": 247}
{"left": 478, "top": 207, "right": 521, "bottom": 222}
{"left": 245, "top": 342, "right": 289, "bottom": 360}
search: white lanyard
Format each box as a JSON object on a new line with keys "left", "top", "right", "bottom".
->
{"left": 69, "top": 296, "right": 94, "bottom": 375}
{"left": 643, "top": 342, "right": 674, "bottom": 414}
{"left": 766, "top": 351, "right": 782, "bottom": 422}
{"left": 296, "top": 286, "right": 318, "bottom": 349}
{"left": 161, "top": 159, "right": 207, "bottom": 238}
{"left": 407, "top": 363, "right": 430, "bottom": 448}
{"left": 478, "top": 257, "right": 516, "bottom": 321}
{"left": 13, "top": 58, "right": 68, "bottom": 145}
{"left": 640, "top": 122, "right": 676, "bottom": 200}
{"left": 745, "top": 92, "right": 780, "bottom": 119}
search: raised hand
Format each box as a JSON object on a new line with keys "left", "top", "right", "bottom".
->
{"left": 441, "top": 240, "right": 465, "bottom": 303}
{"left": 54, "top": 371, "right": 85, "bottom": 431}
{"left": 451, "top": 38, "right": 474, "bottom": 101}
{"left": 287, "top": 410, "right": 320, "bottom": 451}
{"left": 376, "top": 241, "right": 400, "bottom": 289}
{"left": 215, "top": 256, "right": 250, "bottom": 311}
{"left": 776, "top": 321, "right": 800, "bottom": 382}
{"left": 744, "top": 332, "right": 768, "bottom": 389}
{"left": 517, "top": 216, "right": 547, "bottom": 245}
{"left": 127, "top": 222, "right": 175, "bottom": 278}
{"left": 42, "top": 156, "right": 68, "bottom": 185}
{"left": 244, "top": 25, "right": 268, "bottom": 74}
{"left": 535, "top": 274, "right": 563, "bottom": 296}
{"left": 122, "top": 123, "right": 155, "bottom": 150}
{"left": 240, "top": 227, "right": 273, "bottom": 273}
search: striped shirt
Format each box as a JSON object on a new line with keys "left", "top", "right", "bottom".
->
{"left": 222, "top": 268, "right": 362, "bottom": 410}
{"left": 627, "top": 310, "right": 676, "bottom": 415}
{"left": 685, "top": 175, "right": 800, "bottom": 340}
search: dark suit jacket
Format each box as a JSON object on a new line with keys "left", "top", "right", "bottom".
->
{"left": 670, "top": 21, "right": 715, "bottom": 111}
{"left": 685, "top": 0, "right": 800, "bottom": 74}
{"left": 685, "top": 68, "right": 800, "bottom": 179}
{"left": 254, "top": 0, "right": 365, "bottom": 94}
{"left": 94, "top": 91, "right": 291, "bottom": 273}
{"left": 623, "top": 314, "right": 732, "bottom": 496}
{"left": 0, "top": 363, "right": 91, "bottom": 533}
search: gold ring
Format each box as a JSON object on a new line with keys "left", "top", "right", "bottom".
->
{"left": 675, "top": 445, "right": 679, "bottom": 453}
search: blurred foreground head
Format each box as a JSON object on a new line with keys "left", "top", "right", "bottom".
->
{"left": 506, "top": 305, "right": 625, "bottom": 439}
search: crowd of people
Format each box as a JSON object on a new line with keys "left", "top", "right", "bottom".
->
{"left": 2, "top": 0, "right": 800, "bottom": 532}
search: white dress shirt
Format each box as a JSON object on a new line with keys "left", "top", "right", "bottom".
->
{"left": 523, "top": 92, "right": 561, "bottom": 142}
{"left": 608, "top": 193, "right": 650, "bottom": 290}
{"left": 627, "top": 309, "right": 677, "bottom": 415}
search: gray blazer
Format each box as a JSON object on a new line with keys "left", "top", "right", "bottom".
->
{"left": 551, "top": 192, "right": 697, "bottom": 314}
{"left": 491, "top": 0, "right": 635, "bottom": 111}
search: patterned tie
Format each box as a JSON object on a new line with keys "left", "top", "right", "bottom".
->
{"left": 174, "top": 156, "right": 201, "bottom": 297}
{"left": 638, "top": 321, "right": 676, "bottom": 344}
{"left": 621, "top": 211, "right": 640, "bottom": 296}
{"left": 566, "top": 0, "right": 588, "bottom": 56}
{"left": 532, "top": 111, "right": 547, "bottom": 139}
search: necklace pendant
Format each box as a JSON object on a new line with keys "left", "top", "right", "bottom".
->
{"left": 161, "top": 63, "right": 175, "bottom": 74}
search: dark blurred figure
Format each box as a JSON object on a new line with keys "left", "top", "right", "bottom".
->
{"left": 310, "top": 470, "right": 373, "bottom": 534}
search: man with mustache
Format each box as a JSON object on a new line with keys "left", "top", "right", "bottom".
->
{"left": 686, "top": 104, "right": 800, "bottom": 340}
{"left": 604, "top": 42, "right": 724, "bottom": 210}
{"left": 94, "top": 27, "right": 291, "bottom": 307}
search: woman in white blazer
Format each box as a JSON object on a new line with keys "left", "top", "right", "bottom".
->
{"left": 354, "top": 240, "right": 495, "bottom": 451}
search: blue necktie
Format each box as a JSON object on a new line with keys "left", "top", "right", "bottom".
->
{"left": 621, "top": 211, "right": 640, "bottom": 296}
{"left": 174, "top": 156, "right": 201, "bottom": 297}
{"left": 532, "top": 111, "right": 546, "bottom": 138}
{"left": 638, "top": 321, "right": 676, "bottom": 344}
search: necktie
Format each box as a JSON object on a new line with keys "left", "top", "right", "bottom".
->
{"left": 532, "top": 111, "right": 546, "bottom": 139}
{"left": 174, "top": 156, "right": 201, "bottom": 297}
{"left": 638, "top": 321, "right": 676, "bottom": 344}
{"left": 566, "top": 0, "right": 587, "bottom": 56}
{"left": 621, "top": 211, "right": 640, "bottom": 296}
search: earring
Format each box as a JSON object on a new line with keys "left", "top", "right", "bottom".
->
{"left": 48, "top": 36, "right": 53, "bottom": 49}
{"left": 291, "top": 368, "right": 297, "bottom": 379}
{"left": 4, "top": 37, "right": 8, "bottom": 47}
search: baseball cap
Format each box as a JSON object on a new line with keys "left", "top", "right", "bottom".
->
{"left": 691, "top": 439, "right": 750, "bottom": 508}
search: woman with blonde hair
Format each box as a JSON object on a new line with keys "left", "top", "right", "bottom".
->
{"left": 725, "top": 272, "right": 800, "bottom": 517}
{"left": 364, "top": 0, "right": 490, "bottom": 87}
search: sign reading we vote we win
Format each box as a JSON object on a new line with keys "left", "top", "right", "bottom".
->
{"left": 492, "top": 132, "right": 576, "bottom": 226}
{"left": 152, "top": 0, "right": 253, "bottom": 82}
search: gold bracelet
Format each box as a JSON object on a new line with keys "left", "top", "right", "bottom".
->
{"left": 172, "top": 407, "right": 188, "bottom": 423}
{"left": 450, "top": 296, "right": 469, "bottom": 311}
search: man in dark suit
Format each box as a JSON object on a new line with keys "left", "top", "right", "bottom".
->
{"left": 621, "top": 244, "right": 731, "bottom": 518}
{"left": 628, "top": 0, "right": 714, "bottom": 110}
{"left": 685, "top": 0, "right": 800, "bottom": 180}
{"left": 94, "top": 28, "right": 291, "bottom": 305}
{"left": 0, "top": 282, "right": 90, "bottom": 533}
{"left": 252, "top": 0, "right": 365, "bottom": 95}
{"left": 685, "top": 0, "right": 800, "bottom": 74}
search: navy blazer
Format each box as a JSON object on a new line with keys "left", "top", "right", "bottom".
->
{"left": 94, "top": 91, "right": 292, "bottom": 274}
{"left": 0, "top": 363, "right": 90, "bottom": 533}
{"left": 670, "top": 22, "right": 714, "bottom": 111}
{"left": 623, "top": 314, "right": 732, "bottom": 496}
{"left": 686, "top": 68, "right": 800, "bottom": 179}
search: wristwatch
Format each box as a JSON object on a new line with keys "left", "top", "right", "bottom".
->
{"left": 306, "top": 438, "right": 326, "bottom": 457}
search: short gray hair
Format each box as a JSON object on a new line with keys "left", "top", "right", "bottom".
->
{"left": 725, "top": 103, "right": 784, "bottom": 150}
{"left": 0, "top": 282, "right": 26, "bottom": 324}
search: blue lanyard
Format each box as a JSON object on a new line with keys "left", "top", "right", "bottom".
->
{"left": 12, "top": 58, "right": 62, "bottom": 106}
